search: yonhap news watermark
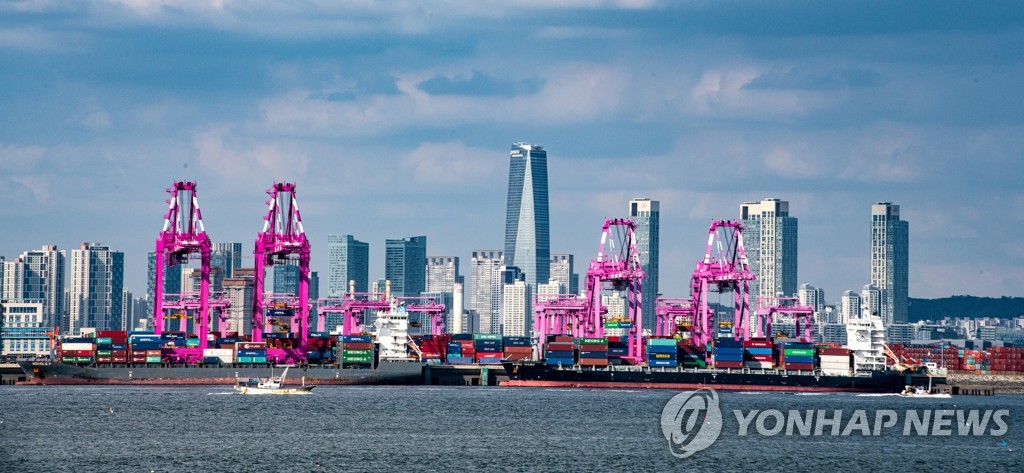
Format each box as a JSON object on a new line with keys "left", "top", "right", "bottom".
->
{"left": 661, "top": 389, "right": 1010, "bottom": 459}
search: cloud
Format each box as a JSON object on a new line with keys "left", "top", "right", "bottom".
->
{"left": 0, "top": 143, "right": 46, "bottom": 171}
{"left": 745, "top": 67, "right": 884, "bottom": 91}
{"left": 418, "top": 71, "right": 542, "bottom": 97}
{"left": 193, "top": 125, "right": 309, "bottom": 181}
{"left": 404, "top": 141, "right": 499, "bottom": 186}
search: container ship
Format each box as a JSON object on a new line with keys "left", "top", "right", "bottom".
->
{"left": 502, "top": 317, "right": 940, "bottom": 393}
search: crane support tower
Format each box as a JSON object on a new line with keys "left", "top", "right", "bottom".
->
{"left": 690, "top": 220, "right": 755, "bottom": 345}
{"left": 399, "top": 296, "right": 447, "bottom": 336}
{"left": 252, "top": 182, "right": 312, "bottom": 350}
{"left": 584, "top": 218, "right": 645, "bottom": 364}
{"left": 153, "top": 181, "right": 216, "bottom": 349}
{"left": 754, "top": 296, "right": 815, "bottom": 343}
{"left": 654, "top": 298, "right": 696, "bottom": 339}
{"left": 533, "top": 293, "right": 588, "bottom": 358}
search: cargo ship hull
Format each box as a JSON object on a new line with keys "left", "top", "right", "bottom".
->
{"left": 18, "top": 361, "right": 423, "bottom": 386}
{"left": 502, "top": 362, "right": 915, "bottom": 393}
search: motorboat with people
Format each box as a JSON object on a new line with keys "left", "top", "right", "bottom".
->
{"left": 234, "top": 366, "right": 315, "bottom": 395}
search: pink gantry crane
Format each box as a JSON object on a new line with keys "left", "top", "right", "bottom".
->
{"left": 316, "top": 292, "right": 390, "bottom": 336}
{"left": 161, "top": 292, "right": 231, "bottom": 337}
{"left": 754, "top": 296, "right": 815, "bottom": 343}
{"left": 153, "top": 181, "right": 215, "bottom": 349}
{"left": 398, "top": 296, "right": 447, "bottom": 336}
{"left": 252, "top": 183, "right": 312, "bottom": 350}
{"left": 690, "top": 220, "right": 755, "bottom": 345}
{"left": 533, "top": 293, "right": 588, "bottom": 359}
{"left": 654, "top": 298, "right": 696, "bottom": 338}
{"left": 583, "top": 218, "right": 645, "bottom": 364}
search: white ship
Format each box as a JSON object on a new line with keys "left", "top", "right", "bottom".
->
{"left": 234, "top": 367, "right": 315, "bottom": 395}
{"left": 373, "top": 299, "right": 418, "bottom": 362}
{"left": 845, "top": 313, "right": 888, "bottom": 373}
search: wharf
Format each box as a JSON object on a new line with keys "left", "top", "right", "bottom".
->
{"left": 423, "top": 364, "right": 509, "bottom": 386}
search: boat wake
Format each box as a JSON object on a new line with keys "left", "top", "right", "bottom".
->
{"left": 856, "top": 393, "right": 899, "bottom": 397}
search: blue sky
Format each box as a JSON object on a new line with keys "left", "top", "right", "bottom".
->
{"left": 1, "top": 1, "right": 1023, "bottom": 302}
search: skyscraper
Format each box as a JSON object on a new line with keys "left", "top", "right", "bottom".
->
{"left": 272, "top": 261, "right": 300, "bottom": 296}
{"left": 327, "top": 235, "right": 369, "bottom": 296}
{"left": 68, "top": 243, "right": 124, "bottom": 332}
{"left": 840, "top": 290, "right": 861, "bottom": 324}
{"left": 861, "top": 284, "right": 884, "bottom": 319}
{"left": 741, "top": 198, "right": 798, "bottom": 305}
{"left": 504, "top": 142, "right": 549, "bottom": 291}
{"left": 502, "top": 279, "right": 531, "bottom": 337}
{"left": 470, "top": 250, "right": 503, "bottom": 333}
{"left": 629, "top": 198, "right": 660, "bottom": 329}
{"left": 385, "top": 236, "right": 427, "bottom": 297}
{"left": 871, "top": 202, "right": 909, "bottom": 326}
{"left": 549, "top": 254, "right": 579, "bottom": 296}
{"left": 1, "top": 245, "right": 65, "bottom": 327}
{"left": 425, "top": 256, "right": 461, "bottom": 331}
{"left": 147, "top": 251, "right": 182, "bottom": 323}
{"left": 212, "top": 242, "right": 243, "bottom": 279}
{"left": 223, "top": 268, "right": 254, "bottom": 335}
{"left": 493, "top": 265, "right": 523, "bottom": 334}
{"left": 797, "top": 283, "right": 826, "bottom": 314}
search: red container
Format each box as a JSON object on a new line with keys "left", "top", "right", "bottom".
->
{"left": 743, "top": 339, "right": 773, "bottom": 348}
{"left": 745, "top": 354, "right": 773, "bottom": 362}
{"left": 112, "top": 357, "right": 127, "bottom": 363}
{"left": 236, "top": 342, "right": 266, "bottom": 350}
{"left": 503, "top": 347, "right": 532, "bottom": 354}
{"left": 505, "top": 353, "right": 531, "bottom": 361}
{"left": 819, "top": 348, "right": 851, "bottom": 356}
{"left": 580, "top": 358, "right": 609, "bottom": 366}
{"left": 96, "top": 356, "right": 113, "bottom": 363}
{"left": 146, "top": 350, "right": 161, "bottom": 356}
{"left": 715, "top": 361, "right": 744, "bottom": 369}
{"left": 547, "top": 343, "right": 575, "bottom": 351}
{"left": 130, "top": 356, "right": 148, "bottom": 363}
{"left": 782, "top": 363, "right": 815, "bottom": 370}
{"left": 341, "top": 342, "right": 372, "bottom": 350}
{"left": 578, "top": 344, "right": 608, "bottom": 352}
{"left": 112, "top": 350, "right": 127, "bottom": 356}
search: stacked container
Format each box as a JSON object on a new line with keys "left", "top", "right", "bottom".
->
{"left": 778, "top": 342, "right": 814, "bottom": 370}
{"left": 202, "top": 348, "right": 234, "bottom": 364}
{"left": 990, "top": 347, "right": 1024, "bottom": 373}
{"left": 578, "top": 337, "right": 609, "bottom": 367}
{"left": 415, "top": 335, "right": 449, "bottom": 363}
{"left": 60, "top": 337, "right": 97, "bottom": 364}
{"left": 447, "top": 334, "right": 475, "bottom": 364}
{"left": 817, "top": 347, "right": 852, "bottom": 375}
{"left": 503, "top": 336, "right": 533, "bottom": 361}
{"left": 473, "top": 334, "right": 503, "bottom": 364}
{"left": 743, "top": 338, "right": 774, "bottom": 370}
{"left": 607, "top": 336, "right": 629, "bottom": 364}
{"left": 646, "top": 338, "right": 678, "bottom": 367}
{"left": 129, "top": 334, "right": 163, "bottom": 364}
{"left": 96, "top": 331, "right": 128, "bottom": 364}
{"left": 338, "top": 335, "right": 373, "bottom": 366}
{"left": 235, "top": 342, "right": 268, "bottom": 364}
{"left": 545, "top": 335, "right": 576, "bottom": 366}
{"left": 306, "top": 332, "right": 333, "bottom": 364}
{"left": 713, "top": 338, "right": 744, "bottom": 368}
{"left": 677, "top": 342, "right": 707, "bottom": 369}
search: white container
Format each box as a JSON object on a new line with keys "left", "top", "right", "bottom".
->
{"left": 61, "top": 343, "right": 95, "bottom": 351}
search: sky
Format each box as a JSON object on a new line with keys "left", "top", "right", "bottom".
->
{"left": 1, "top": 1, "right": 1023, "bottom": 303}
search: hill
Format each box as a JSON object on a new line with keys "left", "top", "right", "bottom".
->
{"left": 909, "top": 296, "right": 1024, "bottom": 321}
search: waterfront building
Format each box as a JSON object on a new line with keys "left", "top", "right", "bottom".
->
{"left": 1, "top": 246, "right": 65, "bottom": 328}
{"left": 0, "top": 300, "right": 49, "bottom": 357}
{"left": 470, "top": 250, "right": 503, "bottom": 333}
{"left": 741, "top": 198, "right": 798, "bottom": 305}
{"left": 68, "top": 243, "right": 124, "bottom": 332}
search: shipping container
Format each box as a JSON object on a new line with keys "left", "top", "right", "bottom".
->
{"left": 472, "top": 333, "right": 503, "bottom": 341}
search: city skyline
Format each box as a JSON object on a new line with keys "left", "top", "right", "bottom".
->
{"left": 2, "top": 3, "right": 1023, "bottom": 303}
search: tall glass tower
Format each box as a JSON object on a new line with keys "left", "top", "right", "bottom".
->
{"left": 327, "top": 235, "right": 369, "bottom": 296}
{"left": 385, "top": 236, "right": 427, "bottom": 297}
{"left": 504, "top": 142, "right": 549, "bottom": 291}
{"left": 871, "top": 202, "right": 909, "bottom": 325}
{"left": 741, "top": 198, "right": 798, "bottom": 306}
{"left": 629, "top": 198, "right": 660, "bottom": 330}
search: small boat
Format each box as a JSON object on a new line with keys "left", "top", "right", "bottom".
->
{"left": 234, "top": 367, "right": 315, "bottom": 395}
{"left": 898, "top": 376, "right": 950, "bottom": 398}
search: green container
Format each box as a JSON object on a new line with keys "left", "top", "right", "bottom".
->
{"left": 579, "top": 337, "right": 608, "bottom": 345}
{"left": 96, "top": 337, "right": 113, "bottom": 344}
{"left": 252, "top": 357, "right": 267, "bottom": 364}
{"left": 473, "top": 333, "right": 503, "bottom": 341}
{"left": 604, "top": 322, "right": 621, "bottom": 329}
{"left": 343, "top": 349, "right": 372, "bottom": 357}
{"left": 61, "top": 357, "right": 77, "bottom": 363}
{"left": 342, "top": 356, "right": 372, "bottom": 363}
{"left": 784, "top": 348, "right": 814, "bottom": 357}
{"left": 237, "top": 356, "right": 253, "bottom": 363}
{"left": 647, "top": 338, "right": 678, "bottom": 347}
{"left": 96, "top": 350, "right": 112, "bottom": 356}
{"left": 76, "top": 357, "right": 94, "bottom": 363}
{"left": 145, "top": 356, "right": 161, "bottom": 363}
{"left": 185, "top": 339, "right": 199, "bottom": 348}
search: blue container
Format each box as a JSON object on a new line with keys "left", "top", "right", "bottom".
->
{"left": 202, "top": 356, "right": 222, "bottom": 364}
{"left": 267, "top": 309, "right": 294, "bottom": 317}
{"left": 110, "top": 344, "right": 127, "bottom": 350}
{"left": 446, "top": 356, "right": 474, "bottom": 364}
{"left": 646, "top": 345, "right": 677, "bottom": 354}
{"left": 715, "top": 338, "right": 742, "bottom": 348}
{"left": 503, "top": 338, "right": 531, "bottom": 347}
{"left": 579, "top": 351, "right": 609, "bottom": 359}
{"left": 744, "top": 348, "right": 773, "bottom": 356}
{"left": 342, "top": 335, "right": 372, "bottom": 343}
{"left": 545, "top": 350, "right": 575, "bottom": 359}
{"left": 475, "top": 340, "right": 502, "bottom": 348}
{"left": 608, "top": 347, "right": 628, "bottom": 356}
{"left": 649, "top": 360, "right": 679, "bottom": 367}
{"left": 783, "top": 356, "right": 814, "bottom": 364}
{"left": 715, "top": 355, "right": 744, "bottom": 361}
{"left": 162, "top": 333, "right": 185, "bottom": 340}
{"left": 451, "top": 334, "right": 474, "bottom": 341}
{"left": 96, "top": 343, "right": 112, "bottom": 350}
{"left": 238, "top": 349, "right": 267, "bottom": 357}
{"left": 308, "top": 331, "right": 330, "bottom": 339}
{"left": 714, "top": 347, "right": 744, "bottom": 355}
{"left": 130, "top": 335, "right": 161, "bottom": 342}
{"left": 546, "top": 357, "right": 575, "bottom": 365}
{"left": 478, "top": 357, "right": 503, "bottom": 365}
{"left": 780, "top": 342, "right": 813, "bottom": 349}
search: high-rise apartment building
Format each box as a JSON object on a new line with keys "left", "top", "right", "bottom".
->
{"left": 840, "top": 290, "right": 861, "bottom": 324}
{"left": 68, "top": 243, "right": 124, "bottom": 332}
{"left": 425, "top": 256, "right": 461, "bottom": 332}
{"left": 504, "top": 142, "right": 549, "bottom": 291}
{"left": 470, "top": 250, "right": 503, "bottom": 333}
{"left": 327, "top": 235, "right": 369, "bottom": 296}
{"left": 861, "top": 284, "right": 884, "bottom": 319}
{"left": 385, "top": 236, "right": 427, "bottom": 297}
{"left": 741, "top": 198, "right": 798, "bottom": 305}
{"left": 212, "top": 242, "right": 243, "bottom": 279}
{"left": 223, "top": 268, "right": 254, "bottom": 335}
{"left": 1, "top": 245, "right": 65, "bottom": 327}
{"left": 501, "top": 279, "right": 531, "bottom": 337}
{"left": 537, "top": 279, "right": 563, "bottom": 302}
{"left": 870, "top": 202, "right": 909, "bottom": 325}
{"left": 549, "top": 254, "right": 578, "bottom": 296}
{"left": 147, "top": 251, "right": 182, "bottom": 324}
{"left": 629, "top": 198, "right": 659, "bottom": 329}
{"left": 797, "top": 283, "right": 826, "bottom": 314}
